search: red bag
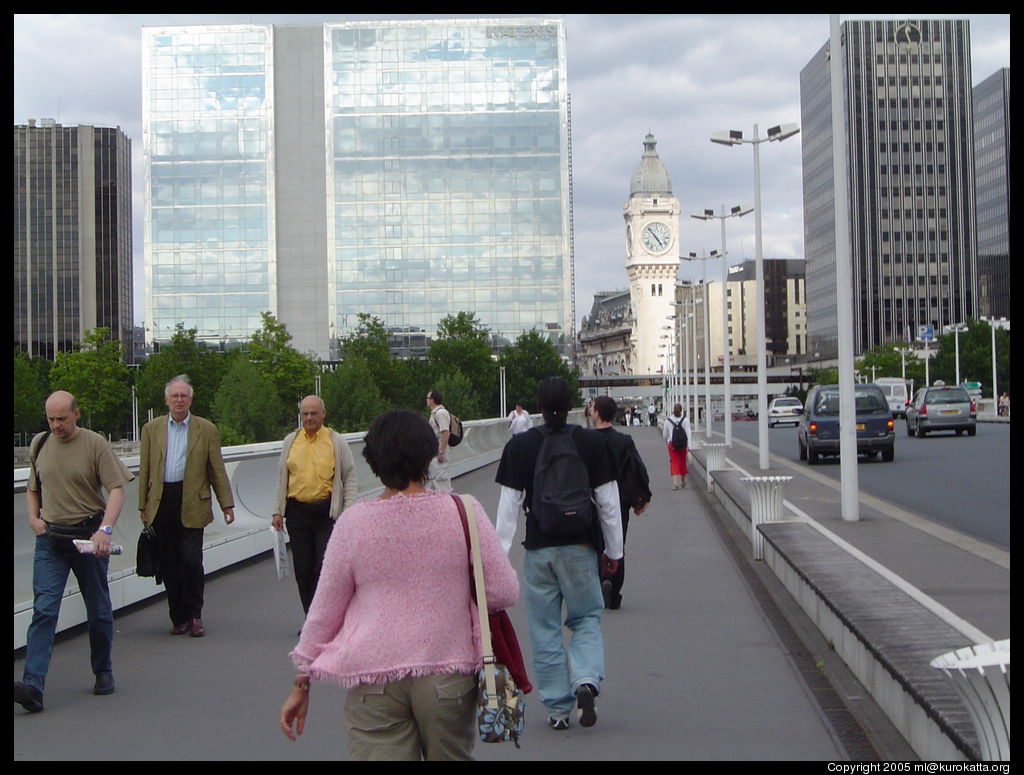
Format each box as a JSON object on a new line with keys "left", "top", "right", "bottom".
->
{"left": 452, "top": 495, "right": 532, "bottom": 694}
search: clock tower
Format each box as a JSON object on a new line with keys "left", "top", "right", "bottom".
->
{"left": 624, "top": 134, "right": 680, "bottom": 375}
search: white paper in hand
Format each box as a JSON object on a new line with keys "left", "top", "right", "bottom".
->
{"left": 270, "top": 525, "right": 289, "bottom": 580}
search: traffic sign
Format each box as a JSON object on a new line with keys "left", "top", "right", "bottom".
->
{"left": 918, "top": 324, "right": 934, "bottom": 342}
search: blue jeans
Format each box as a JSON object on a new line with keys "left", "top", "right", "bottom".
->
{"left": 523, "top": 544, "right": 605, "bottom": 718}
{"left": 23, "top": 534, "right": 113, "bottom": 692}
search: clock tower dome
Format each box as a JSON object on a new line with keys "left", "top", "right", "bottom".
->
{"left": 624, "top": 134, "right": 680, "bottom": 375}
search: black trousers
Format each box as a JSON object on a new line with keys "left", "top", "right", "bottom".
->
{"left": 605, "top": 507, "right": 632, "bottom": 605}
{"left": 284, "top": 497, "right": 334, "bottom": 614}
{"left": 154, "top": 482, "right": 206, "bottom": 625}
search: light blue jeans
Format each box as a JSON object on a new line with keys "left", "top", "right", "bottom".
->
{"left": 523, "top": 544, "right": 605, "bottom": 718}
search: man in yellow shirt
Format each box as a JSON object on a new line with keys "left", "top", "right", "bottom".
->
{"left": 272, "top": 396, "right": 358, "bottom": 616}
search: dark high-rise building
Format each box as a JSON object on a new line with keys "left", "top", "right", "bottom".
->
{"left": 14, "top": 120, "right": 133, "bottom": 361}
{"left": 973, "top": 68, "right": 1010, "bottom": 320}
{"left": 800, "top": 19, "right": 977, "bottom": 357}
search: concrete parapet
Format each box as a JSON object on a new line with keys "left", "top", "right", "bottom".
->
{"left": 12, "top": 412, "right": 549, "bottom": 651}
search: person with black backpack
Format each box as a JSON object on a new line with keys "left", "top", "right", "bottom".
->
{"left": 591, "top": 396, "right": 650, "bottom": 611}
{"left": 494, "top": 377, "right": 622, "bottom": 732}
{"left": 662, "top": 403, "right": 691, "bottom": 490}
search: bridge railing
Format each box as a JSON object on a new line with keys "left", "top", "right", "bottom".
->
{"left": 12, "top": 411, "right": 574, "bottom": 650}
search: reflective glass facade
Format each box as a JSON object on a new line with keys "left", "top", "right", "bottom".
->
{"left": 143, "top": 25, "right": 275, "bottom": 345}
{"left": 800, "top": 20, "right": 976, "bottom": 358}
{"left": 143, "top": 19, "right": 571, "bottom": 358}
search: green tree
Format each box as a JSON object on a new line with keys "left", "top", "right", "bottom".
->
{"left": 855, "top": 344, "right": 925, "bottom": 390}
{"left": 929, "top": 318, "right": 1010, "bottom": 394}
{"left": 136, "top": 324, "right": 230, "bottom": 419}
{"left": 337, "top": 313, "right": 403, "bottom": 407}
{"left": 433, "top": 370, "right": 483, "bottom": 422}
{"left": 244, "top": 312, "right": 319, "bottom": 429}
{"left": 498, "top": 330, "right": 579, "bottom": 413}
{"left": 212, "top": 356, "right": 282, "bottom": 444}
{"left": 49, "top": 328, "right": 132, "bottom": 436}
{"left": 14, "top": 350, "right": 50, "bottom": 437}
{"left": 428, "top": 312, "right": 498, "bottom": 418}
{"left": 320, "top": 355, "right": 384, "bottom": 432}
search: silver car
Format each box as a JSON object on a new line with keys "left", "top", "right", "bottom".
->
{"left": 905, "top": 386, "right": 977, "bottom": 437}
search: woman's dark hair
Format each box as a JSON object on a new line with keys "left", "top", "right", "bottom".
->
{"left": 362, "top": 410, "right": 439, "bottom": 490}
{"left": 537, "top": 376, "right": 572, "bottom": 430}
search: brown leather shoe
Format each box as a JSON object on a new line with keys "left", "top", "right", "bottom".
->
{"left": 170, "top": 622, "right": 189, "bottom": 635}
{"left": 187, "top": 618, "right": 205, "bottom": 637}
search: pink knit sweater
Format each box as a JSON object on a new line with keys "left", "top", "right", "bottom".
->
{"left": 290, "top": 491, "right": 519, "bottom": 688}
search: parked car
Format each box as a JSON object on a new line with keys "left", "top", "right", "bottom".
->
{"left": 767, "top": 396, "right": 803, "bottom": 427}
{"left": 798, "top": 383, "right": 895, "bottom": 464}
{"left": 905, "top": 385, "right": 977, "bottom": 437}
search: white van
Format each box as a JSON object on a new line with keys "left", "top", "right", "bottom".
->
{"left": 873, "top": 377, "right": 909, "bottom": 418}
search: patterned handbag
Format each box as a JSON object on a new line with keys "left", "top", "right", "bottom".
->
{"left": 453, "top": 494, "right": 526, "bottom": 747}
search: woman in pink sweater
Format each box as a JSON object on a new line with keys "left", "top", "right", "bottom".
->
{"left": 279, "top": 410, "right": 519, "bottom": 760}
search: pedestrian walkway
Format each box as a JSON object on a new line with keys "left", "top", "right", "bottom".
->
{"left": 15, "top": 426, "right": 869, "bottom": 761}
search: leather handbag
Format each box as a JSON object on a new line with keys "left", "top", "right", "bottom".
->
{"left": 136, "top": 525, "right": 162, "bottom": 583}
{"left": 452, "top": 494, "right": 528, "bottom": 747}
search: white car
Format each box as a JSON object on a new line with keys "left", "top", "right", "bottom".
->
{"left": 767, "top": 396, "right": 803, "bottom": 427}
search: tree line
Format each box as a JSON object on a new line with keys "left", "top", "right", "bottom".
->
{"left": 14, "top": 311, "right": 579, "bottom": 444}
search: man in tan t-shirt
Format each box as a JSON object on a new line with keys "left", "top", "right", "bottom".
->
{"left": 15, "top": 391, "right": 133, "bottom": 714}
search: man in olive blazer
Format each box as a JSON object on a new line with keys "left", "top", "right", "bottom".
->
{"left": 139, "top": 376, "right": 234, "bottom": 637}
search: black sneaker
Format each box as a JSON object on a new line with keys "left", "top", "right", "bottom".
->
{"left": 14, "top": 682, "right": 44, "bottom": 713}
{"left": 548, "top": 715, "right": 569, "bottom": 730}
{"left": 93, "top": 671, "right": 115, "bottom": 696}
{"left": 576, "top": 683, "right": 597, "bottom": 727}
{"left": 601, "top": 578, "right": 613, "bottom": 609}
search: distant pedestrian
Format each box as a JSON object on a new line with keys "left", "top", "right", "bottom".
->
{"left": 507, "top": 400, "right": 532, "bottom": 435}
{"left": 998, "top": 392, "right": 1009, "bottom": 417}
{"left": 647, "top": 404, "right": 656, "bottom": 427}
{"left": 272, "top": 396, "right": 359, "bottom": 618}
{"left": 662, "top": 404, "right": 690, "bottom": 490}
{"left": 425, "top": 390, "right": 452, "bottom": 492}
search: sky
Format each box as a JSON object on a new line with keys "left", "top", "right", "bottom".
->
{"left": 13, "top": 13, "right": 1011, "bottom": 333}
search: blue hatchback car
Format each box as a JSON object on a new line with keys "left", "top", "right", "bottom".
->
{"left": 798, "top": 383, "right": 895, "bottom": 464}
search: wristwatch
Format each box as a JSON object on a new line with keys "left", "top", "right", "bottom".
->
{"left": 98, "top": 525, "right": 113, "bottom": 535}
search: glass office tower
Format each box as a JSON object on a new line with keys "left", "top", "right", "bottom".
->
{"left": 143, "top": 19, "right": 571, "bottom": 359}
{"left": 800, "top": 19, "right": 977, "bottom": 358}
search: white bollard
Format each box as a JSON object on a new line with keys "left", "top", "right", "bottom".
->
{"left": 703, "top": 443, "right": 729, "bottom": 493}
{"left": 741, "top": 476, "right": 792, "bottom": 560}
{"left": 931, "top": 639, "right": 1010, "bottom": 761}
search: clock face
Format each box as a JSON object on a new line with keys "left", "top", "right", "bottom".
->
{"left": 642, "top": 222, "right": 672, "bottom": 254}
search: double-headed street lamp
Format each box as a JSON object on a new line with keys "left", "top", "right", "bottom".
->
{"left": 943, "top": 323, "right": 970, "bottom": 387}
{"left": 684, "top": 252, "right": 714, "bottom": 442}
{"left": 691, "top": 205, "right": 753, "bottom": 447}
{"left": 711, "top": 123, "right": 799, "bottom": 470}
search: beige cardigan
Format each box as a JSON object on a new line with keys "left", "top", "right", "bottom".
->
{"left": 273, "top": 428, "right": 359, "bottom": 519}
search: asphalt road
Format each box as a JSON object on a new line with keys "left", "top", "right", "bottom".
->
{"left": 724, "top": 419, "right": 1010, "bottom": 548}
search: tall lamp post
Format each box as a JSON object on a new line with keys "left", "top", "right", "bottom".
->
{"left": 944, "top": 323, "right": 969, "bottom": 386}
{"left": 711, "top": 123, "right": 799, "bottom": 471}
{"left": 691, "top": 204, "right": 753, "bottom": 447}
{"left": 981, "top": 317, "right": 1008, "bottom": 403}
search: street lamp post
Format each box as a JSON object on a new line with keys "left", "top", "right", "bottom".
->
{"left": 944, "top": 323, "right": 969, "bottom": 386}
{"left": 981, "top": 317, "right": 1008, "bottom": 403}
{"left": 711, "top": 123, "right": 799, "bottom": 470}
{"left": 691, "top": 205, "right": 753, "bottom": 447}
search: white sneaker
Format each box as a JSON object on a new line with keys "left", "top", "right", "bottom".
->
{"left": 548, "top": 715, "right": 569, "bottom": 730}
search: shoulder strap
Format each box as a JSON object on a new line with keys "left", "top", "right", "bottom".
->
{"left": 452, "top": 494, "right": 499, "bottom": 710}
{"left": 29, "top": 430, "right": 52, "bottom": 504}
